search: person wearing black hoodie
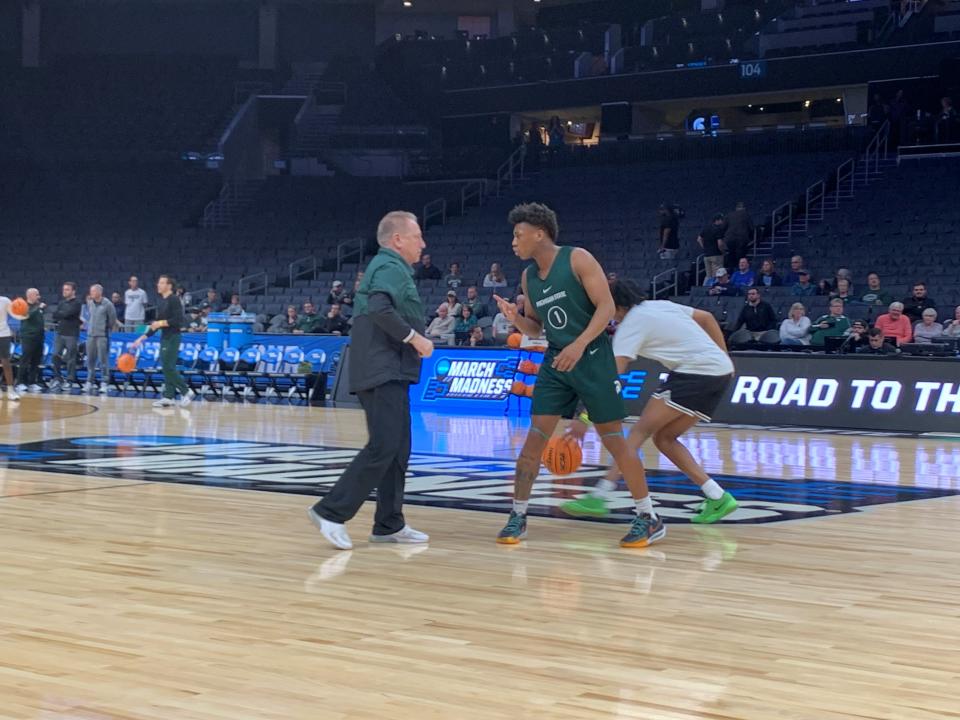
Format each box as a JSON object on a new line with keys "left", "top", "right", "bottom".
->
{"left": 15, "top": 288, "right": 45, "bottom": 392}
{"left": 51, "top": 281, "right": 82, "bottom": 391}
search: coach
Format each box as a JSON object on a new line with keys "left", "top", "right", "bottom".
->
{"left": 309, "top": 211, "right": 434, "bottom": 550}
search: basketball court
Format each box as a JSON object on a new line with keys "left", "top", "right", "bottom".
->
{"left": 1, "top": 395, "right": 958, "bottom": 719}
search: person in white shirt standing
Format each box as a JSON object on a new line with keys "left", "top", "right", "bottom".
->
{"left": 124, "top": 275, "right": 148, "bottom": 331}
{"left": 562, "top": 279, "right": 738, "bottom": 531}
{"left": 0, "top": 295, "right": 21, "bottom": 401}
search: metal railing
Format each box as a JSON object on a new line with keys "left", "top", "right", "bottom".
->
{"left": 289, "top": 256, "right": 317, "bottom": 287}
{"left": 495, "top": 144, "right": 526, "bottom": 196}
{"left": 651, "top": 268, "right": 679, "bottom": 299}
{"left": 422, "top": 198, "right": 447, "bottom": 229}
{"left": 460, "top": 179, "right": 487, "bottom": 214}
{"left": 859, "top": 120, "right": 890, "bottom": 183}
{"left": 238, "top": 271, "right": 269, "bottom": 299}
{"left": 694, "top": 254, "right": 706, "bottom": 286}
{"left": 832, "top": 158, "right": 856, "bottom": 207}
{"left": 336, "top": 237, "right": 364, "bottom": 272}
{"left": 770, "top": 201, "right": 794, "bottom": 243}
{"left": 802, "top": 179, "right": 826, "bottom": 229}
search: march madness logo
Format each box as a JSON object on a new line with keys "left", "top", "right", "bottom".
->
{"left": 422, "top": 357, "right": 517, "bottom": 401}
{"left": 1, "top": 436, "right": 957, "bottom": 524}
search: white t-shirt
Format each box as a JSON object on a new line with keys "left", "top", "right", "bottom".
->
{"left": 0, "top": 296, "right": 10, "bottom": 338}
{"left": 125, "top": 288, "right": 148, "bottom": 321}
{"left": 613, "top": 301, "right": 734, "bottom": 376}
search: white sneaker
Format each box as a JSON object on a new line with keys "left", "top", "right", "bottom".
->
{"left": 99, "top": 384, "right": 109, "bottom": 395}
{"left": 27, "top": 384, "right": 42, "bottom": 394}
{"left": 14, "top": 384, "right": 27, "bottom": 394}
{"left": 307, "top": 507, "right": 353, "bottom": 550}
{"left": 179, "top": 389, "right": 196, "bottom": 407}
{"left": 49, "top": 380, "right": 62, "bottom": 392}
{"left": 369, "top": 525, "right": 429, "bottom": 544}
{"left": 83, "top": 382, "right": 94, "bottom": 394}
{"left": 6, "top": 389, "right": 20, "bottom": 402}
{"left": 152, "top": 398, "right": 175, "bottom": 407}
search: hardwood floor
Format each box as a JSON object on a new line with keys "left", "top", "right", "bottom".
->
{"left": 0, "top": 394, "right": 957, "bottom": 719}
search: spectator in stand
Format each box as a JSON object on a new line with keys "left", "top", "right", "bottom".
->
{"left": 444, "top": 262, "right": 464, "bottom": 290}
{"left": 341, "top": 272, "right": 363, "bottom": 311}
{"left": 830, "top": 277, "right": 856, "bottom": 304}
{"left": 294, "top": 301, "right": 321, "bottom": 334}
{"left": 513, "top": 293, "right": 526, "bottom": 318}
{"left": 657, "top": 204, "right": 680, "bottom": 260}
{"left": 275, "top": 305, "right": 299, "bottom": 334}
{"left": 483, "top": 262, "right": 508, "bottom": 289}
{"left": 860, "top": 272, "right": 894, "bottom": 307}
{"left": 707, "top": 268, "right": 738, "bottom": 296}
{"left": 730, "top": 258, "right": 756, "bottom": 289}
{"left": 935, "top": 96, "right": 957, "bottom": 144}
{"left": 327, "top": 281, "right": 347, "bottom": 306}
{"left": 843, "top": 319, "right": 871, "bottom": 353}
{"left": 757, "top": 258, "right": 783, "bottom": 287}
{"left": 50, "top": 282, "right": 83, "bottom": 391}
{"left": 111, "top": 292, "right": 126, "bottom": 326}
{"left": 902, "top": 282, "right": 937, "bottom": 324}
{"left": 723, "top": 202, "right": 754, "bottom": 268}
{"left": 454, "top": 305, "right": 478, "bottom": 344}
{"left": 174, "top": 286, "right": 189, "bottom": 309}
{"left": 697, "top": 214, "right": 727, "bottom": 284}
{"left": 857, "top": 328, "right": 898, "bottom": 355}
{"left": 226, "top": 294, "right": 244, "bottom": 316}
{"left": 321, "top": 303, "right": 350, "bottom": 336}
{"left": 913, "top": 308, "right": 943, "bottom": 344}
{"left": 943, "top": 306, "right": 960, "bottom": 338}
{"left": 492, "top": 306, "right": 513, "bottom": 342}
{"left": 437, "top": 290, "right": 461, "bottom": 318}
{"left": 413, "top": 253, "right": 442, "bottom": 281}
{"left": 728, "top": 287, "right": 779, "bottom": 345}
{"left": 124, "top": 275, "right": 147, "bottom": 332}
{"left": 426, "top": 304, "right": 456, "bottom": 343}
{"left": 462, "top": 285, "right": 488, "bottom": 319}
{"left": 792, "top": 269, "right": 817, "bottom": 297}
{"left": 467, "top": 325, "right": 493, "bottom": 347}
{"left": 188, "top": 307, "right": 212, "bottom": 332}
{"left": 874, "top": 302, "right": 913, "bottom": 346}
{"left": 200, "top": 289, "right": 222, "bottom": 312}
{"left": 810, "top": 298, "right": 851, "bottom": 347}
{"left": 783, "top": 255, "right": 807, "bottom": 286}
{"left": 607, "top": 272, "right": 618, "bottom": 284}
{"left": 779, "top": 303, "right": 811, "bottom": 346}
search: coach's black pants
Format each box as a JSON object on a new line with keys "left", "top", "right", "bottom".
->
{"left": 315, "top": 381, "right": 411, "bottom": 535}
{"left": 16, "top": 336, "right": 43, "bottom": 386}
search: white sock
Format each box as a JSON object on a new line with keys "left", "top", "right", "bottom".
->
{"left": 513, "top": 500, "right": 529, "bottom": 515}
{"left": 635, "top": 496, "right": 657, "bottom": 518}
{"left": 591, "top": 478, "right": 617, "bottom": 499}
{"left": 701, "top": 479, "right": 724, "bottom": 500}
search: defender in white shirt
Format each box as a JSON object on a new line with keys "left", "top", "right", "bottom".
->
{"left": 561, "top": 280, "right": 738, "bottom": 539}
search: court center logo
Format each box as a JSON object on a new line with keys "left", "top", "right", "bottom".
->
{"left": 2, "top": 436, "right": 957, "bottom": 525}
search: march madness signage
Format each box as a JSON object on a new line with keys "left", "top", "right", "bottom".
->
{"left": 625, "top": 353, "right": 960, "bottom": 433}
{"left": 2, "top": 436, "right": 957, "bottom": 524}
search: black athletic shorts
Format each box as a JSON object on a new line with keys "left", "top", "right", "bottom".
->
{"left": 652, "top": 371, "right": 733, "bottom": 422}
{"left": 0, "top": 337, "right": 10, "bottom": 360}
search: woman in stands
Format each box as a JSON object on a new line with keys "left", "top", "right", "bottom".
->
{"left": 561, "top": 279, "right": 738, "bottom": 528}
{"left": 779, "top": 303, "right": 811, "bottom": 346}
{"left": 943, "top": 306, "right": 960, "bottom": 338}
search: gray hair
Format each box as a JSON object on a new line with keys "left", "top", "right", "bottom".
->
{"left": 789, "top": 302, "right": 805, "bottom": 315}
{"left": 922, "top": 308, "right": 937, "bottom": 318}
{"left": 889, "top": 301, "right": 904, "bottom": 312}
{"left": 90, "top": 284, "right": 103, "bottom": 293}
{"left": 377, "top": 211, "right": 418, "bottom": 247}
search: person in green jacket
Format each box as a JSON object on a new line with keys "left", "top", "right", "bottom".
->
{"left": 15, "top": 288, "right": 45, "bottom": 393}
{"left": 810, "top": 297, "right": 852, "bottom": 346}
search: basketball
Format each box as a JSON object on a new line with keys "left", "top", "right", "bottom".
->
{"left": 524, "top": 383, "right": 535, "bottom": 398}
{"left": 542, "top": 436, "right": 583, "bottom": 476}
{"left": 9, "top": 297, "right": 28, "bottom": 317}
{"left": 518, "top": 359, "right": 535, "bottom": 374}
{"left": 510, "top": 380, "right": 526, "bottom": 396}
{"left": 507, "top": 333, "right": 522, "bottom": 348}
{"left": 116, "top": 353, "right": 137, "bottom": 373}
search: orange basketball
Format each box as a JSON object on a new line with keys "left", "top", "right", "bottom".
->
{"left": 524, "top": 383, "right": 535, "bottom": 398}
{"left": 510, "top": 381, "right": 526, "bottom": 396}
{"left": 542, "top": 436, "right": 583, "bottom": 476}
{"left": 116, "top": 353, "right": 137, "bottom": 373}
{"left": 531, "top": 363, "right": 541, "bottom": 375}
{"left": 518, "top": 360, "right": 534, "bottom": 374}
{"left": 507, "top": 333, "right": 522, "bottom": 348}
{"left": 9, "top": 297, "right": 28, "bottom": 317}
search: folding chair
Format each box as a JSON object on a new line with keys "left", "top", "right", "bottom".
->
{"left": 139, "top": 343, "right": 163, "bottom": 395}
{"left": 261, "top": 347, "right": 284, "bottom": 402}
{"left": 196, "top": 346, "right": 221, "bottom": 398}
{"left": 219, "top": 347, "right": 242, "bottom": 400}
{"left": 178, "top": 344, "right": 201, "bottom": 396}
{"left": 282, "top": 347, "right": 307, "bottom": 403}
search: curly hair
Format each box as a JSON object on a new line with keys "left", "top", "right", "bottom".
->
{"left": 508, "top": 203, "right": 559, "bottom": 241}
{"left": 609, "top": 279, "right": 647, "bottom": 309}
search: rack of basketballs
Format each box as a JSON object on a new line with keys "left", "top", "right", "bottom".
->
{"left": 506, "top": 332, "right": 545, "bottom": 413}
